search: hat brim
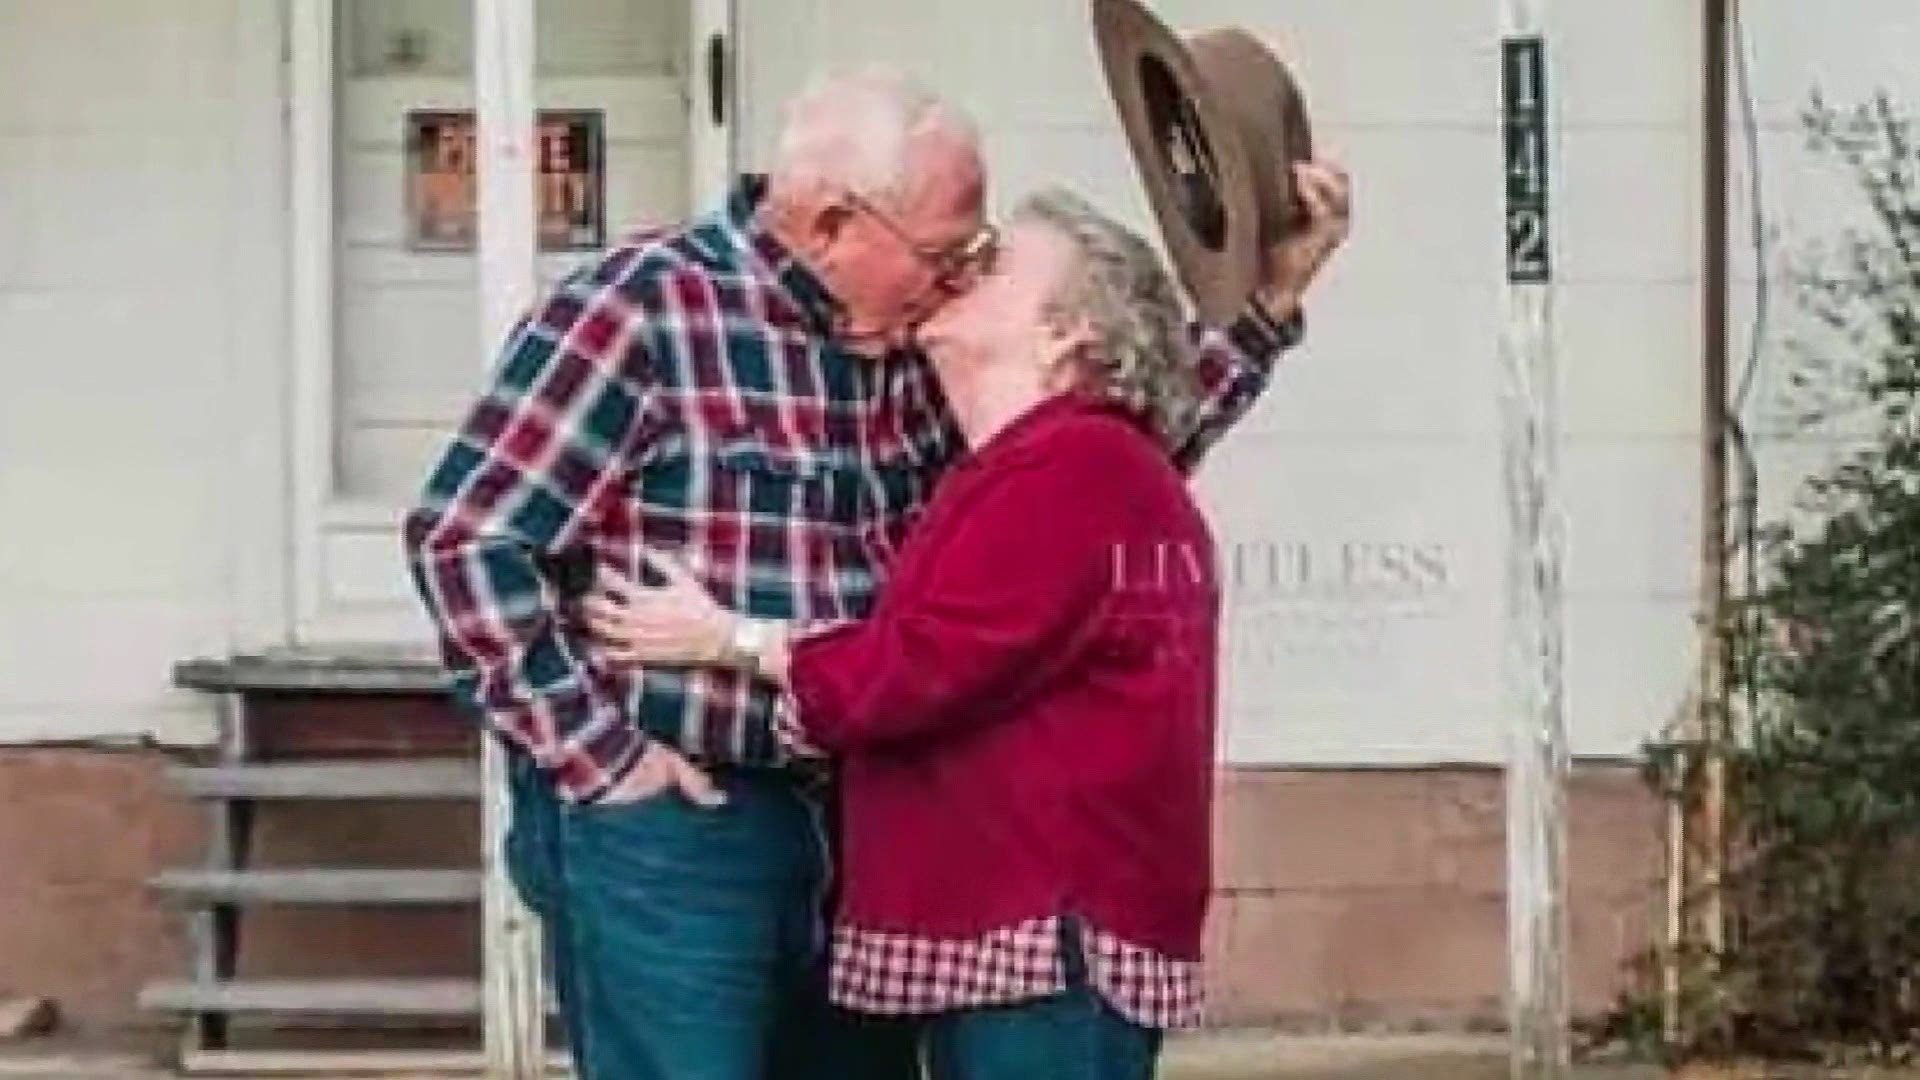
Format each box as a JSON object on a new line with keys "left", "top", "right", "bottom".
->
{"left": 1093, "top": 0, "right": 1261, "bottom": 326}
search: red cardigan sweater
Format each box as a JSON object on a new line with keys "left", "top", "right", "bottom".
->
{"left": 789, "top": 392, "right": 1220, "bottom": 959}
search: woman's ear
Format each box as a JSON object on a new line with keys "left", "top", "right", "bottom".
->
{"left": 1039, "top": 310, "right": 1099, "bottom": 374}
{"left": 1055, "top": 312, "right": 1099, "bottom": 359}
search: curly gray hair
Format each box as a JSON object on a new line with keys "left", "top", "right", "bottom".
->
{"left": 1012, "top": 187, "right": 1199, "bottom": 450}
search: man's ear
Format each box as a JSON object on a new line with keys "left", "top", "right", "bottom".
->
{"left": 777, "top": 190, "right": 854, "bottom": 265}
{"left": 811, "top": 201, "right": 856, "bottom": 251}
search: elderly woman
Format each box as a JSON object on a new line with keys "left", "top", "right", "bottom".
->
{"left": 587, "top": 189, "right": 1219, "bottom": 1080}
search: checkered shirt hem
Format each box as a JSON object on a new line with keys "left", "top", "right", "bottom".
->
{"left": 830, "top": 916, "right": 1205, "bottom": 1029}
{"left": 1081, "top": 923, "right": 1207, "bottom": 1029}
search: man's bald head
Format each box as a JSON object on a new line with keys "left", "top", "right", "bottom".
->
{"left": 768, "top": 67, "right": 982, "bottom": 215}
{"left": 763, "top": 68, "right": 990, "bottom": 355}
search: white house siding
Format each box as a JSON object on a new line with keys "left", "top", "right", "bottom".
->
{"left": 1732, "top": 0, "right": 1920, "bottom": 536}
{"left": 1, "top": 0, "right": 1915, "bottom": 762}
{"left": 0, "top": 0, "right": 286, "bottom": 747}
{"left": 0, "top": 0, "right": 1913, "bottom": 1037}
{"left": 741, "top": 0, "right": 1706, "bottom": 764}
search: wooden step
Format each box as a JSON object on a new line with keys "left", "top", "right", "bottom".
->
{"left": 177, "top": 1048, "right": 571, "bottom": 1077}
{"left": 173, "top": 650, "right": 449, "bottom": 695}
{"left": 140, "top": 979, "right": 483, "bottom": 1019}
{"left": 152, "top": 868, "right": 482, "bottom": 906}
{"left": 170, "top": 760, "right": 479, "bottom": 800}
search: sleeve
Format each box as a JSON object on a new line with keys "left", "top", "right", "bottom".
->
{"left": 1171, "top": 305, "right": 1304, "bottom": 472}
{"left": 403, "top": 275, "right": 657, "bottom": 804}
{"left": 786, "top": 438, "right": 1120, "bottom": 752}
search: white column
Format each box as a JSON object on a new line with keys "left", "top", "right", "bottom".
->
{"left": 687, "top": 0, "right": 736, "bottom": 201}
{"left": 288, "top": 0, "right": 336, "bottom": 641}
{"left": 1497, "top": 0, "right": 1569, "bottom": 1076}
{"left": 474, "top": 1, "right": 547, "bottom": 1076}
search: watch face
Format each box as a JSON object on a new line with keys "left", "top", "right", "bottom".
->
{"left": 732, "top": 618, "right": 770, "bottom": 669}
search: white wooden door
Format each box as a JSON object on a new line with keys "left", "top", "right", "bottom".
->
{"left": 288, "top": 0, "right": 736, "bottom": 645}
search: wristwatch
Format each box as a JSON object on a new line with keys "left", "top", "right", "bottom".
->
{"left": 725, "top": 616, "right": 777, "bottom": 677}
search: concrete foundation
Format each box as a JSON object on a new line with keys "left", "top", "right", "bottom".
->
{"left": 0, "top": 710, "right": 1660, "bottom": 1038}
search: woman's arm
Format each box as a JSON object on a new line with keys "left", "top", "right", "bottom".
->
{"left": 782, "top": 436, "right": 1124, "bottom": 753}
{"left": 582, "top": 423, "right": 1134, "bottom": 754}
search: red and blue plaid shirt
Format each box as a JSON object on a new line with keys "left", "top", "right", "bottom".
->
{"left": 405, "top": 177, "right": 1289, "bottom": 805}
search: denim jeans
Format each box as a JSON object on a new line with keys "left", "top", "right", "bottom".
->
{"left": 921, "top": 923, "right": 1164, "bottom": 1080}
{"left": 505, "top": 755, "right": 920, "bottom": 1080}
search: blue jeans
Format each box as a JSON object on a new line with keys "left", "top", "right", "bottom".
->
{"left": 505, "top": 756, "right": 919, "bottom": 1080}
{"left": 922, "top": 925, "right": 1164, "bottom": 1080}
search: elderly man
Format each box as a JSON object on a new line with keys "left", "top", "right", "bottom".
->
{"left": 405, "top": 68, "right": 1348, "bottom": 1080}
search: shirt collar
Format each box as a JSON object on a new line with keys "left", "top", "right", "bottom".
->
{"left": 961, "top": 391, "right": 1143, "bottom": 472}
{"left": 720, "top": 175, "right": 841, "bottom": 333}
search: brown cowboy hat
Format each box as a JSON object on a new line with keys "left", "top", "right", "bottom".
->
{"left": 1092, "top": 0, "right": 1314, "bottom": 324}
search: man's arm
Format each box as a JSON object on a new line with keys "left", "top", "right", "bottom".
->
{"left": 404, "top": 274, "right": 657, "bottom": 804}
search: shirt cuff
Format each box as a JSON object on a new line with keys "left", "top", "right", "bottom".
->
{"left": 782, "top": 619, "right": 863, "bottom": 753}
{"left": 1228, "top": 302, "right": 1305, "bottom": 358}
{"left": 555, "top": 718, "right": 648, "bottom": 805}
{"left": 771, "top": 692, "right": 829, "bottom": 760}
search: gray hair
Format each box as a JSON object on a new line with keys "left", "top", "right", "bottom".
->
{"left": 1013, "top": 188, "right": 1200, "bottom": 450}
{"left": 770, "top": 67, "right": 980, "bottom": 210}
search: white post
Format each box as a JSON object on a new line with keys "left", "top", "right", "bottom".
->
{"left": 475, "top": 1, "right": 547, "bottom": 1076}
{"left": 288, "top": 0, "right": 335, "bottom": 641}
{"left": 1498, "top": 0, "right": 1569, "bottom": 1077}
{"left": 686, "top": 0, "right": 735, "bottom": 201}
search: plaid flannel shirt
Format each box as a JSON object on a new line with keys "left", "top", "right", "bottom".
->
{"left": 404, "top": 176, "right": 1290, "bottom": 805}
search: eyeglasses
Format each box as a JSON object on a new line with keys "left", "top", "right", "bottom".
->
{"left": 842, "top": 190, "right": 1000, "bottom": 296}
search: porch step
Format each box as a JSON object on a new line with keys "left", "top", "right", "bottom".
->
{"left": 170, "top": 760, "right": 479, "bottom": 801}
{"left": 140, "top": 979, "right": 483, "bottom": 1019}
{"left": 172, "top": 651, "right": 448, "bottom": 695}
{"left": 177, "top": 1048, "right": 573, "bottom": 1077}
{"left": 152, "top": 868, "right": 482, "bottom": 906}
{"left": 154, "top": 655, "right": 498, "bottom": 1053}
